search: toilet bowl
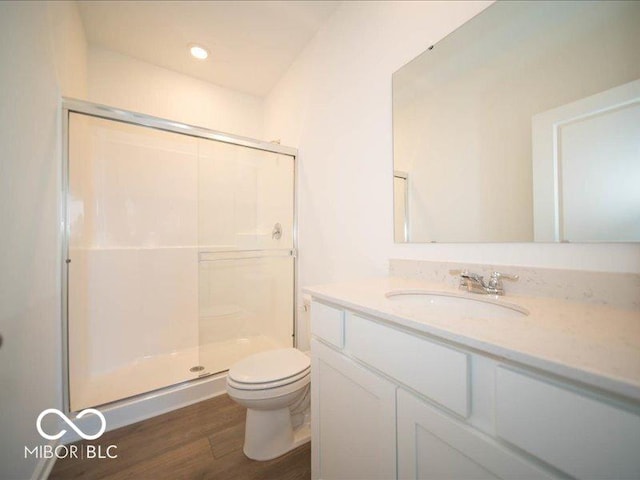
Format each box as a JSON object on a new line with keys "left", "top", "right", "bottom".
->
{"left": 226, "top": 348, "right": 311, "bottom": 461}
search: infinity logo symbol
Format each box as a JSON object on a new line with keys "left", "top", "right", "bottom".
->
{"left": 36, "top": 408, "right": 107, "bottom": 441}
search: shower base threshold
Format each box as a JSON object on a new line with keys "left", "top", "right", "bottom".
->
{"left": 71, "top": 334, "right": 284, "bottom": 412}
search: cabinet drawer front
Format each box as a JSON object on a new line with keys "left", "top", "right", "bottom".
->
{"left": 346, "top": 313, "right": 469, "bottom": 417}
{"left": 495, "top": 367, "right": 640, "bottom": 479}
{"left": 311, "top": 301, "right": 344, "bottom": 348}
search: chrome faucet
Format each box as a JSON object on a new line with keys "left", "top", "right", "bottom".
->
{"left": 459, "top": 270, "right": 518, "bottom": 295}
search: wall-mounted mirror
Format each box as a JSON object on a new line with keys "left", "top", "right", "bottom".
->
{"left": 393, "top": 0, "right": 640, "bottom": 243}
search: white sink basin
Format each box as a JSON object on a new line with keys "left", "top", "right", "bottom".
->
{"left": 385, "top": 289, "right": 529, "bottom": 320}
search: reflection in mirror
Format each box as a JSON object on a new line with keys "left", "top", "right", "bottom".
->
{"left": 393, "top": 1, "right": 640, "bottom": 243}
{"left": 394, "top": 171, "right": 409, "bottom": 242}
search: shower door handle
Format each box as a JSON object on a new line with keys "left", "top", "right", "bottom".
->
{"left": 272, "top": 223, "right": 282, "bottom": 240}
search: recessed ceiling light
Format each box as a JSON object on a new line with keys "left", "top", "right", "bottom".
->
{"left": 189, "top": 44, "right": 209, "bottom": 60}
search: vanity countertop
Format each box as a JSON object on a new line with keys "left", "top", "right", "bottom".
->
{"left": 304, "top": 277, "right": 640, "bottom": 402}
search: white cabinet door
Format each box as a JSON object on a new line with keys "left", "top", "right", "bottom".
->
{"left": 311, "top": 339, "right": 396, "bottom": 480}
{"left": 495, "top": 367, "right": 640, "bottom": 480}
{"left": 397, "top": 389, "right": 555, "bottom": 480}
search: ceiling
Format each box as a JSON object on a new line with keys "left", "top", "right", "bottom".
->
{"left": 78, "top": 1, "right": 340, "bottom": 97}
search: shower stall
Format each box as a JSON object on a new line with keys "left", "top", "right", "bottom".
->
{"left": 62, "top": 99, "right": 297, "bottom": 413}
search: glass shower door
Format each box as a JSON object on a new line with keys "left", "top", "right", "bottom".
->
{"left": 67, "top": 113, "right": 201, "bottom": 411}
{"left": 66, "top": 110, "right": 296, "bottom": 411}
{"left": 197, "top": 139, "right": 295, "bottom": 376}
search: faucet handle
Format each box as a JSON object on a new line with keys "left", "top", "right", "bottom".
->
{"left": 490, "top": 271, "right": 519, "bottom": 282}
{"left": 460, "top": 270, "right": 484, "bottom": 282}
{"left": 458, "top": 270, "right": 488, "bottom": 293}
{"left": 488, "top": 271, "right": 519, "bottom": 292}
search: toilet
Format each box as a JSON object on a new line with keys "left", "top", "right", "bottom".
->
{"left": 226, "top": 348, "right": 311, "bottom": 461}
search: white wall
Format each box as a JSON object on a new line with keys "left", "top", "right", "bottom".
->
{"left": 88, "top": 46, "right": 265, "bottom": 139}
{"left": 264, "top": 0, "right": 640, "bottom": 307}
{"left": 47, "top": 0, "right": 88, "bottom": 98}
{"left": 0, "top": 1, "right": 87, "bottom": 478}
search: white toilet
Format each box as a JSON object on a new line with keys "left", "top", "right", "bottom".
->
{"left": 226, "top": 348, "right": 311, "bottom": 461}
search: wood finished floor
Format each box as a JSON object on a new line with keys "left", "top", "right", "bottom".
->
{"left": 49, "top": 395, "right": 311, "bottom": 480}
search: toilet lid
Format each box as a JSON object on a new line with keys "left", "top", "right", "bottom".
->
{"left": 228, "top": 348, "right": 310, "bottom": 384}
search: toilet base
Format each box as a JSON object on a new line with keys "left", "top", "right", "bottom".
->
{"left": 243, "top": 407, "right": 311, "bottom": 461}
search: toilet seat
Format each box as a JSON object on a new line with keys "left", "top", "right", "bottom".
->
{"left": 228, "top": 348, "right": 310, "bottom": 385}
{"left": 227, "top": 367, "right": 310, "bottom": 391}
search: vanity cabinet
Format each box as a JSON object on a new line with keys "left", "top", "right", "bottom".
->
{"left": 310, "top": 299, "right": 640, "bottom": 480}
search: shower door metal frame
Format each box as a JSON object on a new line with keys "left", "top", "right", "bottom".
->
{"left": 61, "top": 97, "right": 299, "bottom": 414}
